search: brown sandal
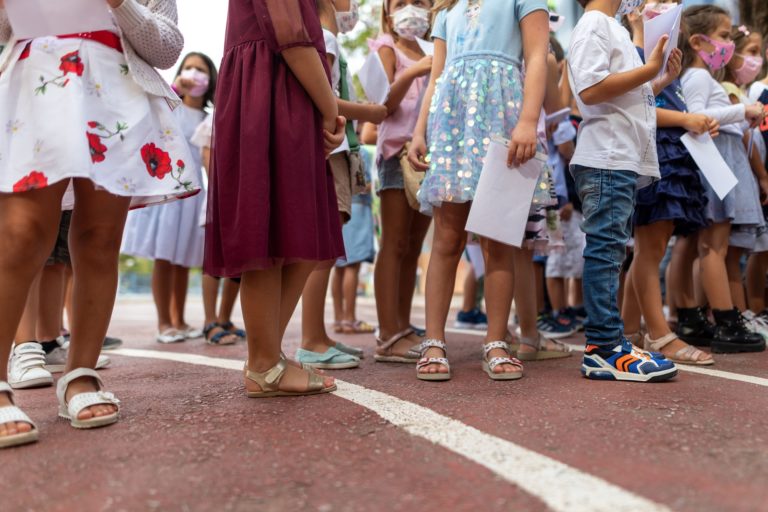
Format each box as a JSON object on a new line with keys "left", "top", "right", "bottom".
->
{"left": 244, "top": 360, "right": 336, "bottom": 398}
{"left": 374, "top": 328, "right": 421, "bottom": 363}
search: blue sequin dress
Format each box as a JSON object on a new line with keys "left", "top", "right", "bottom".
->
{"left": 419, "top": 0, "right": 548, "bottom": 215}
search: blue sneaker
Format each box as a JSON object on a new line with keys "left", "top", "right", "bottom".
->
{"left": 537, "top": 313, "right": 578, "bottom": 339}
{"left": 560, "top": 308, "right": 585, "bottom": 331}
{"left": 454, "top": 309, "right": 488, "bottom": 330}
{"left": 582, "top": 339, "right": 677, "bottom": 382}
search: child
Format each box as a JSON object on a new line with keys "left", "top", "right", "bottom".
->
{"left": 569, "top": 0, "right": 681, "bottom": 382}
{"left": 371, "top": 0, "right": 434, "bottom": 364}
{"left": 408, "top": 0, "right": 551, "bottom": 381}
{"left": 619, "top": 3, "right": 715, "bottom": 366}
{"left": 206, "top": 0, "right": 345, "bottom": 398}
{"left": 122, "top": 52, "right": 217, "bottom": 344}
{"left": 680, "top": 5, "right": 766, "bottom": 353}
{"left": 296, "top": 0, "right": 387, "bottom": 370}
{"left": 0, "top": 0, "right": 199, "bottom": 446}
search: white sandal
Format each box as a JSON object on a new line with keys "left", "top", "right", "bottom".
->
{"left": 415, "top": 339, "right": 451, "bottom": 381}
{"left": 56, "top": 368, "right": 120, "bottom": 429}
{"left": 644, "top": 333, "right": 714, "bottom": 366}
{"left": 0, "top": 382, "right": 38, "bottom": 449}
{"left": 482, "top": 341, "right": 524, "bottom": 381}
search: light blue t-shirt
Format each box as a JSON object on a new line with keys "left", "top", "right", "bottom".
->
{"left": 431, "top": 0, "right": 547, "bottom": 65}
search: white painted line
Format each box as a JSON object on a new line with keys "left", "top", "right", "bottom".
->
{"left": 111, "top": 348, "right": 669, "bottom": 512}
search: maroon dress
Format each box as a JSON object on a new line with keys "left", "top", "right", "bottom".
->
{"left": 204, "top": 0, "right": 345, "bottom": 277}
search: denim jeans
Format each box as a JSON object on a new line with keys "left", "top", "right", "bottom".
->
{"left": 574, "top": 166, "right": 637, "bottom": 348}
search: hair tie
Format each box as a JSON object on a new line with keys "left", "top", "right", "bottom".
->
{"left": 738, "top": 25, "right": 750, "bottom": 37}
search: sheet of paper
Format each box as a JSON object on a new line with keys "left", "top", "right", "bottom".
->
{"left": 465, "top": 140, "right": 545, "bottom": 248}
{"left": 545, "top": 107, "right": 571, "bottom": 126}
{"left": 357, "top": 52, "right": 390, "bottom": 105}
{"left": 643, "top": 4, "right": 683, "bottom": 78}
{"left": 465, "top": 243, "right": 485, "bottom": 280}
{"left": 416, "top": 38, "right": 434, "bottom": 57}
{"left": 680, "top": 132, "right": 738, "bottom": 200}
{"left": 5, "top": 0, "right": 113, "bottom": 40}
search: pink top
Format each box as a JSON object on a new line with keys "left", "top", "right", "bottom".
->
{"left": 369, "top": 34, "right": 428, "bottom": 162}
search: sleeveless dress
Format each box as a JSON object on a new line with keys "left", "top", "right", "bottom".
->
{"left": 204, "top": 0, "right": 344, "bottom": 277}
{"left": 121, "top": 104, "right": 206, "bottom": 268}
{"left": 0, "top": 23, "right": 198, "bottom": 209}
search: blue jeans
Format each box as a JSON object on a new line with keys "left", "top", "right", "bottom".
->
{"left": 574, "top": 166, "right": 637, "bottom": 348}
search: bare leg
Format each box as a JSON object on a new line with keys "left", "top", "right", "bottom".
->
{"left": 170, "top": 264, "right": 190, "bottom": 329}
{"left": 533, "top": 260, "right": 546, "bottom": 313}
{"left": 725, "top": 247, "right": 747, "bottom": 312}
{"left": 621, "top": 263, "right": 642, "bottom": 335}
{"left": 481, "top": 239, "right": 520, "bottom": 373}
{"left": 202, "top": 274, "right": 220, "bottom": 326}
{"left": 331, "top": 266, "right": 344, "bottom": 325}
{"left": 15, "top": 270, "right": 42, "bottom": 344}
{"left": 342, "top": 264, "right": 360, "bottom": 323}
{"left": 218, "top": 278, "right": 240, "bottom": 324}
{"left": 300, "top": 266, "right": 335, "bottom": 352}
{"left": 698, "top": 223, "right": 733, "bottom": 310}
{"left": 746, "top": 252, "right": 768, "bottom": 312}
{"left": 397, "top": 211, "right": 431, "bottom": 332}
{"left": 66, "top": 179, "right": 132, "bottom": 420}
{"left": 569, "top": 278, "right": 584, "bottom": 308}
{"left": 152, "top": 259, "right": 174, "bottom": 332}
{"left": 461, "top": 266, "right": 477, "bottom": 312}
{"left": 37, "top": 263, "right": 67, "bottom": 341}
{"left": 546, "top": 277, "right": 566, "bottom": 313}
{"left": 669, "top": 236, "right": 699, "bottom": 308}
{"left": 63, "top": 264, "right": 73, "bottom": 333}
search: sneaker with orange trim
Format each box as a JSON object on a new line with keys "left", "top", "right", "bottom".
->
{"left": 581, "top": 339, "right": 677, "bottom": 382}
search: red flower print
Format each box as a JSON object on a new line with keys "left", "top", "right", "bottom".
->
{"left": 13, "top": 171, "right": 48, "bottom": 192}
{"left": 59, "top": 51, "right": 84, "bottom": 77}
{"left": 141, "top": 143, "right": 172, "bottom": 179}
{"left": 88, "top": 121, "right": 99, "bottom": 128}
{"left": 177, "top": 160, "right": 185, "bottom": 169}
{"left": 87, "top": 132, "right": 108, "bottom": 163}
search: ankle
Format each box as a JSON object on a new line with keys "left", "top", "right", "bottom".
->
{"left": 247, "top": 354, "right": 281, "bottom": 373}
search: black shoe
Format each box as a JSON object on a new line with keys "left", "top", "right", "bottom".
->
{"left": 102, "top": 336, "right": 123, "bottom": 351}
{"left": 711, "top": 308, "right": 766, "bottom": 353}
{"left": 676, "top": 307, "right": 715, "bottom": 347}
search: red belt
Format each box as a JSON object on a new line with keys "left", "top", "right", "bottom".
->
{"left": 19, "top": 31, "right": 123, "bottom": 61}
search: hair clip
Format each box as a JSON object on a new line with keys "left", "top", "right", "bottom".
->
{"left": 738, "top": 25, "right": 750, "bottom": 37}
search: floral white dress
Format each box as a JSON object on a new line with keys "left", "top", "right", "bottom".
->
{"left": 0, "top": 28, "right": 199, "bottom": 209}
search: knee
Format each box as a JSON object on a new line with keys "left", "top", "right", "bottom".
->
{"left": 70, "top": 224, "right": 123, "bottom": 264}
{"left": 381, "top": 234, "right": 410, "bottom": 259}
{"left": 432, "top": 232, "right": 465, "bottom": 259}
{"left": 0, "top": 217, "right": 53, "bottom": 266}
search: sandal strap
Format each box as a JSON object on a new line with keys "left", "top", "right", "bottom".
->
{"left": 487, "top": 356, "right": 523, "bottom": 371}
{"left": 483, "top": 340, "right": 511, "bottom": 356}
{"left": 203, "top": 322, "right": 221, "bottom": 337}
{"left": 416, "top": 357, "right": 450, "bottom": 370}
{"left": 645, "top": 332, "right": 679, "bottom": 351}
{"left": 376, "top": 328, "right": 415, "bottom": 351}
{"left": 208, "top": 330, "right": 235, "bottom": 344}
{"left": 0, "top": 381, "right": 13, "bottom": 396}
{"left": 56, "top": 368, "right": 104, "bottom": 406}
{"left": 0, "top": 404, "right": 36, "bottom": 428}
{"left": 66, "top": 391, "right": 120, "bottom": 419}
{"left": 674, "top": 344, "right": 711, "bottom": 363}
{"left": 244, "top": 359, "right": 287, "bottom": 391}
{"left": 417, "top": 338, "right": 447, "bottom": 355}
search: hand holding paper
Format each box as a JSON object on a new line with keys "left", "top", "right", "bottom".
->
{"left": 643, "top": 4, "right": 683, "bottom": 79}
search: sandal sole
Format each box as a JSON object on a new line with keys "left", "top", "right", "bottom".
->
{"left": 668, "top": 358, "right": 715, "bottom": 366}
{"left": 301, "top": 361, "right": 359, "bottom": 370}
{"left": 9, "top": 376, "right": 54, "bottom": 389}
{"left": 247, "top": 384, "right": 337, "bottom": 398}
{"left": 416, "top": 373, "right": 451, "bottom": 381}
{"left": 59, "top": 412, "right": 119, "bottom": 429}
{"left": 483, "top": 362, "right": 523, "bottom": 380}
{"left": 374, "top": 355, "right": 419, "bottom": 364}
{"left": 0, "top": 430, "right": 38, "bottom": 449}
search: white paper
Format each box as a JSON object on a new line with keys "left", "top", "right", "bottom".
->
{"left": 357, "top": 52, "right": 390, "bottom": 105}
{"left": 680, "top": 132, "right": 738, "bottom": 200}
{"left": 5, "top": 0, "right": 113, "bottom": 40}
{"left": 545, "top": 107, "right": 571, "bottom": 126}
{"left": 465, "top": 243, "right": 485, "bottom": 280}
{"left": 643, "top": 4, "right": 683, "bottom": 78}
{"left": 465, "top": 139, "right": 545, "bottom": 247}
{"left": 416, "top": 38, "right": 434, "bottom": 57}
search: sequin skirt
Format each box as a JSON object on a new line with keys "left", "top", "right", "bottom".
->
{"left": 419, "top": 55, "right": 523, "bottom": 214}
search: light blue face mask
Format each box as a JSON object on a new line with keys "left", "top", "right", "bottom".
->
{"left": 617, "top": 0, "right": 644, "bottom": 16}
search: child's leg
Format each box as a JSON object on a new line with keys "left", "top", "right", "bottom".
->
{"left": 202, "top": 275, "right": 220, "bottom": 325}
{"left": 669, "top": 235, "right": 698, "bottom": 308}
{"left": 0, "top": 182, "right": 67, "bottom": 436}
{"left": 151, "top": 259, "right": 174, "bottom": 332}
{"left": 461, "top": 265, "right": 478, "bottom": 312}
{"left": 533, "top": 259, "right": 546, "bottom": 313}
{"left": 421, "top": 203, "right": 470, "bottom": 374}
{"left": 342, "top": 264, "right": 360, "bottom": 323}
{"left": 698, "top": 223, "right": 734, "bottom": 310}
{"left": 300, "top": 266, "right": 334, "bottom": 351}
{"left": 513, "top": 249, "right": 538, "bottom": 341}
{"left": 621, "top": 264, "right": 642, "bottom": 336}
{"left": 66, "top": 179, "right": 132, "bottom": 420}
{"left": 546, "top": 277, "right": 566, "bottom": 313}
{"left": 218, "top": 278, "right": 240, "bottom": 324}
{"left": 575, "top": 169, "right": 636, "bottom": 348}
{"left": 569, "top": 278, "right": 584, "bottom": 308}
{"left": 15, "top": 270, "right": 42, "bottom": 344}
{"left": 746, "top": 252, "right": 768, "bottom": 312}
{"left": 725, "top": 247, "right": 747, "bottom": 312}
{"left": 397, "top": 209, "right": 431, "bottom": 333}
{"left": 331, "top": 266, "right": 344, "bottom": 325}
{"left": 37, "top": 263, "right": 67, "bottom": 341}
{"left": 631, "top": 222, "right": 675, "bottom": 336}
{"left": 170, "top": 264, "right": 190, "bottom": 329}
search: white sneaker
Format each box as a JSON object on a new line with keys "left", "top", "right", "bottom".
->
{"left": 43, "top": 337, "right": 111, "bottom": 373}
{"left": 8, "top": 343, "right": 54, "bottom": 389}
{"left": 743, "top": 311, "right": 768, "bottom": 341}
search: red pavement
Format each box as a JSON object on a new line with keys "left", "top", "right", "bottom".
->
{"left": 3, "top": 297, "right": 767, "bottom": 512}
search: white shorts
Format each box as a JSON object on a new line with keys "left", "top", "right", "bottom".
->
{"left": 546, "top": 212, "right": 586, "bottom": 279}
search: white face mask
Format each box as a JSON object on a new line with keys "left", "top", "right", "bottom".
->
{"left": 391, "top": 5, "right": 431, "bottom": 41}
{"left": 335, "top": 0, "right": 360, "bottom": 34}
{"left": 617, "top": 0, "right": 644, "bottom": 16}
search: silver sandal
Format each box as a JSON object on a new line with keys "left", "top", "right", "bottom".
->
{"left": 416, "top": 339, "right": 451, "bottom": 381}
{"left": 482, "top": 341, "right": 524, "bottom": 380}
{"left": 517, "top": 335, "right": 573, "bottom": 361}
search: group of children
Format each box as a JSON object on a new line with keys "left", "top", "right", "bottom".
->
{"left": 1, "top": 0, "right": 768, "bottom": 449}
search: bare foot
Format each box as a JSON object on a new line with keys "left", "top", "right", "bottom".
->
{"left": 417, "top": 347, "right": 449, "bottom": 375}
{"left": 0, "top": 392, "right": 33, "bottom": 438}
{"left": 64, "top": 376, "right": 117, "bottom": 420}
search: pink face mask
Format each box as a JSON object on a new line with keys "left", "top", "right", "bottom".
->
{"left": 734, "top": 54, "right": 764, "bottom": 86}
{"left": 697, "top": 34, "right": 736, "bottom": 71}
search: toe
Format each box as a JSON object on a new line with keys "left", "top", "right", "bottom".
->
{"left": 5, "top": 423, "right": 18, "bottom": 435}
{"left": 0, "top": 424, "right": 7, "bottom": 437}
{"left": 16, "top": 422, "right": 31, "bottom": 434}
{"left": 323, "top": 376, "right": 335, "bottom": 388}
{"left": 77, "top": 407, "right": 95, "bottom": 420}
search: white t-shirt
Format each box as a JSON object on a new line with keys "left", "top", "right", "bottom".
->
{"left": 748, "top": 81, "right": 768, "bottom": 103}
{"left": 680, "top": 68, "right": 746, "bottom": 137}
{"left": 567, "top": 11, "right": 659, "bottom": 181}
{"left": 323, "top": 29, "right": 354, "bottom": 155}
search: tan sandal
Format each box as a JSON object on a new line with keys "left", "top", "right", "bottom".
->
{"left": 644, "top": 333, "right": 714, "bottom": 366}
{"left": 374, "top": 328, "right": 421, "bottom": 363}
{"left": 482, "top": 341, "right": 524, "bottom": 380}
{"left": 244, "top": 359, "right": 336, "bottom": 398}
{"left": 517, "top": 335, "right": 573, "bottom": 361}
{"left": 340, "top": 320, "right": 376, "bottom": 334}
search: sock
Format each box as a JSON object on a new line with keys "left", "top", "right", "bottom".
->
{"left": 40, "top": 340, "right": 59, "bottom": 354}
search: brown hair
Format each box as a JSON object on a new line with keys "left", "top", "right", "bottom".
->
{"left": 681, "top": 5, "right": 731, "bottom": 72}
{"left": 723, "top": 24, "right": 762, "bottom": 83}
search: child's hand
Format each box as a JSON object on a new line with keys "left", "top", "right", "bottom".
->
{"left": 507, "top": 121, "right": 537, "bottom": 167}
{"left": 367, "top": 104, "right": 388, "bottom": 124}
{"left": 559, "top": 202, "right": 573, "bottom": 222}
{"left": 323, "top": 116, "right": 346, "bottom": 158}
{"left": 683, "top": 113, "right": 713, "bottom": 135}
{"left": 745, "top": 103, "right": 766, "bottom": 128}
{"left": 646, "top": 35, "right": 670, "bottom": 76}
{"left": 656, "top": 48, "right": 682, "bottom": 89}
{"left": 408, "top": 135, "right": 430, "bottom": 172}
{"left": 411, "top": 56, "right": 433, "bottom": 78}
{"left": 706, "top": 117, "right": 720, "bottom": 138}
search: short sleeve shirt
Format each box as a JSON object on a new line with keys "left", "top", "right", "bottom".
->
{"left": 568, "top": 11, "right": 658, "bottom": 180}
{"left": 431, "top": 0, "right": 547, "bottom": 65}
